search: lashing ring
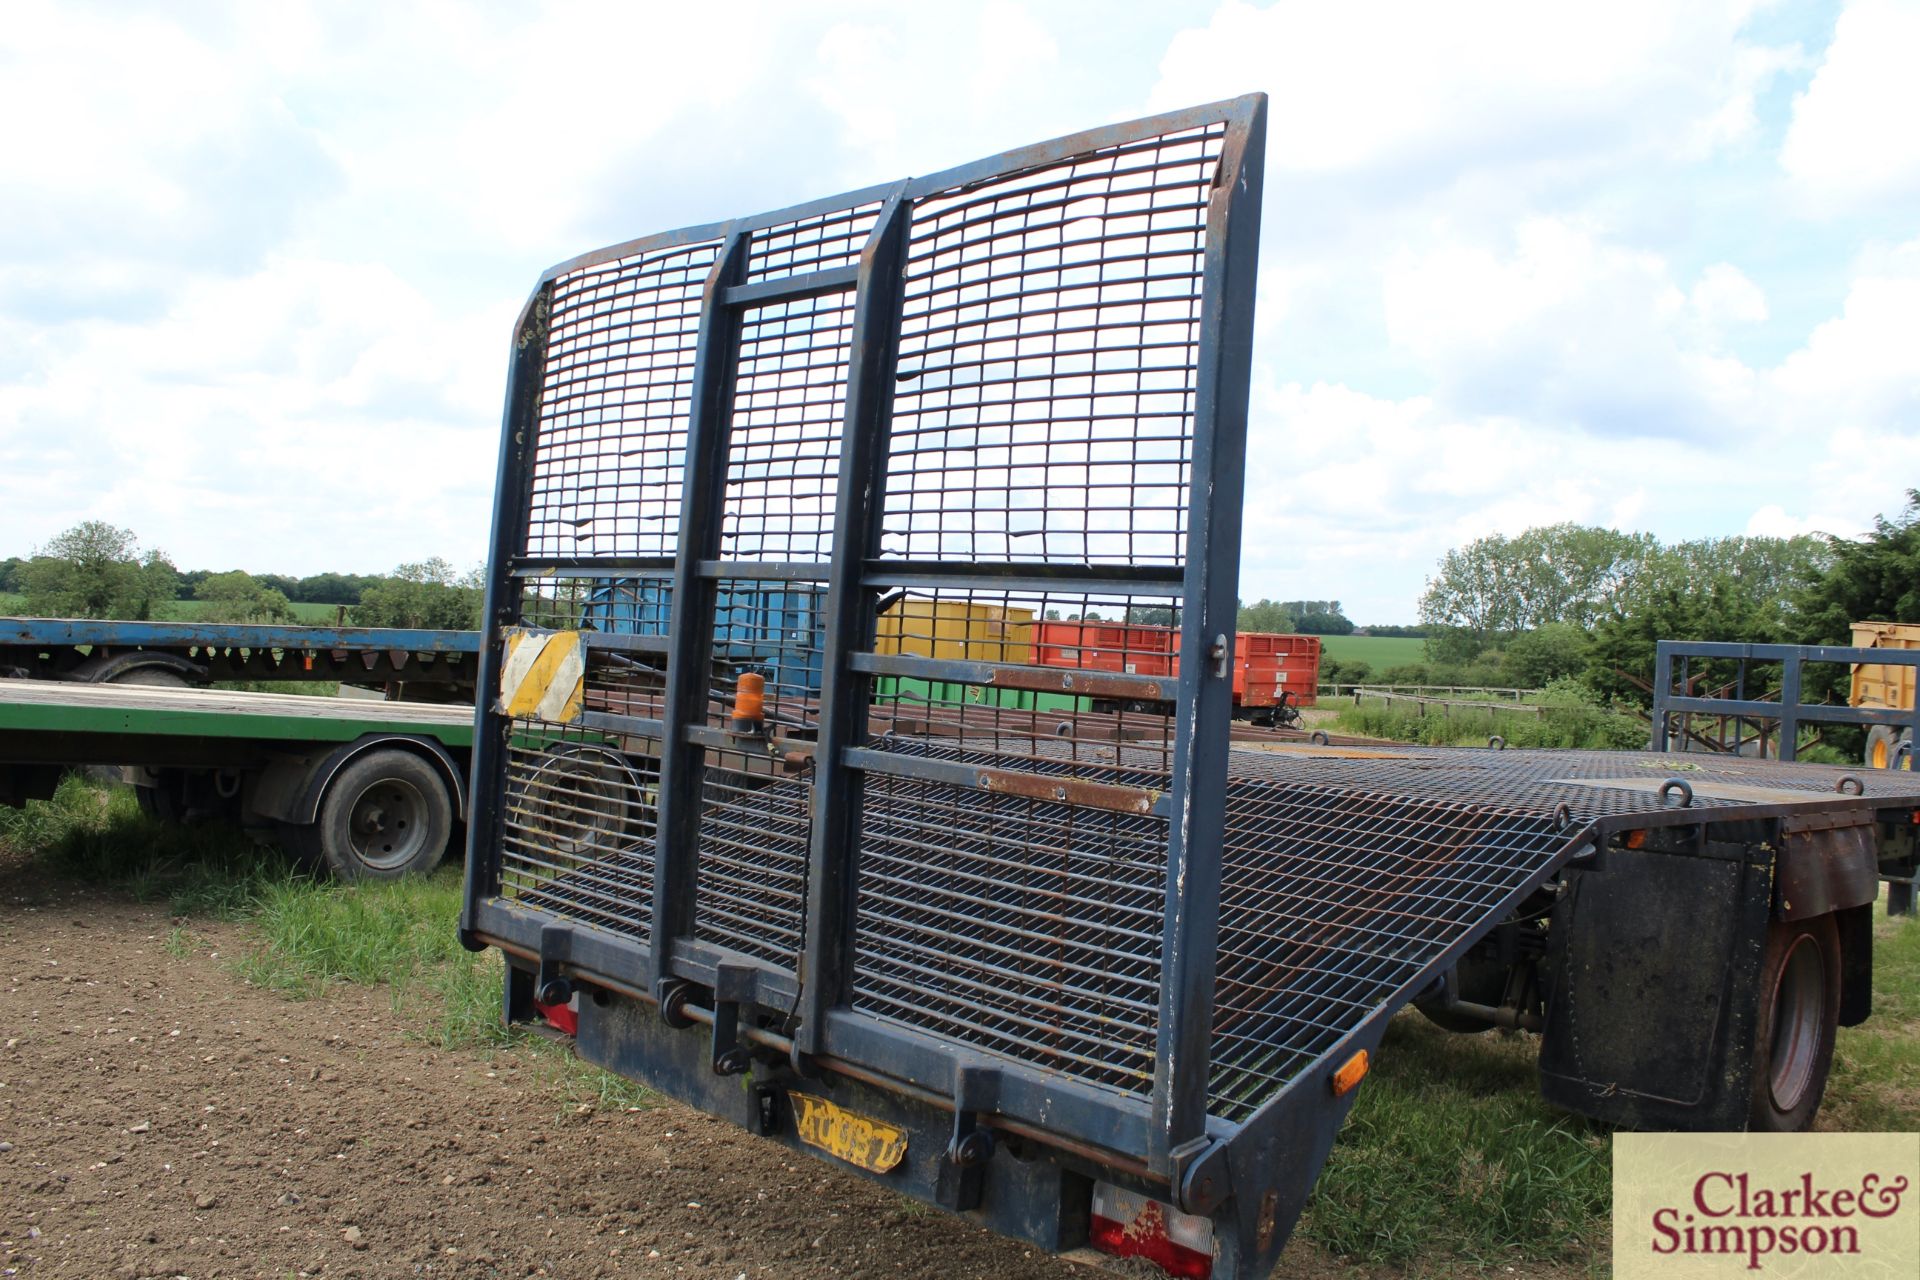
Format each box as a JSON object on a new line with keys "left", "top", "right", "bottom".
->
{"left": 1659, "top": 777, "right": 1694, "bottom": 808}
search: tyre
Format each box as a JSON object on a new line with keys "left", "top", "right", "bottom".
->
{"left": 298, "top": 749, "right": 452, "bottom": 880}
{"left": 521, "top": 745, "right": 646, "bottom": 866}
{"left": 1748, "top": 914, "right": 1841, "bottom": 1132}
{"left": 1866, "top": 725, "right": 1896, "bottom": 767}
{"left": 70, "top": 651, "right": 202, "bottom": 687}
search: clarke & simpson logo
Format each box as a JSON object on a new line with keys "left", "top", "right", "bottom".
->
{"left": 1615, "top": 1134, "right": 1919, "bottom": 1279}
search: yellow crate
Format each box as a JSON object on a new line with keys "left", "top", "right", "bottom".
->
{"left": 874, "top": 596, "right": 1034, "bottom": 665}
{"left": 1848, "top": 621, "right": 1920, "bottom": 711}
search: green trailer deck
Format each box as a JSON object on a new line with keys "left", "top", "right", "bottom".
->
{"left": 0, "top": 679, "right": 478, "bottom": 879}
{"left": 0, "top": 679, "right": 473, "bottom": 751}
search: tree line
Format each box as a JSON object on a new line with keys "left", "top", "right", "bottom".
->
{"left": 2, "top": 521, "right": 484, "bottom": 630}
{"left": 1412, "top": 496, "right": 1920, "bottom": 712}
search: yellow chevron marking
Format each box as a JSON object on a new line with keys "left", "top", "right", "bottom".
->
{"left": 498, "top": 629, "right": 585, "bottom": 723}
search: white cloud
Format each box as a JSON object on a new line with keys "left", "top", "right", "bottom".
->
{"left": 1780, "top": 0, "right": 1920, "bottom": 211}
{"left": 1772, "top": 233, "right": 1920, "bottom": 424}
{"left": 1379, "top": 218, "right": 1764, "bottom": 438}
{"left": 1151, "top": 1, "right": 1782, "bottom": 176}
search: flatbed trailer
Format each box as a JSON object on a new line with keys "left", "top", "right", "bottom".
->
{"left": 0, "top": 616, "right": 481, "bottom": 698}
{"left": 455, "top": 96, "right": 1920, "bottom": 1279}
{"left": 0, "top": 679, "right": 474, "bottom": 878}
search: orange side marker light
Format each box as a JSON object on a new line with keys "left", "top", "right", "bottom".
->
{"left": 1331, "top": 1049, "right": 1369, "bottom": 1097}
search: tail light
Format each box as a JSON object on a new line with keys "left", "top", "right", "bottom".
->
{"left": 1089, "top": 1182, "right": 1214, "bottom": 1279}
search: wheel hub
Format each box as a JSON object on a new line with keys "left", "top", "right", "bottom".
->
{"left": 346, "top": 781, "right": 427, "bottom": 870}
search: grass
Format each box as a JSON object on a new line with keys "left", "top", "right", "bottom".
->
{"left": 1824, "top": 897, "right": 1920, "bottom": 1132}
{"left": 1319, "top": 634, "right": 1429, "bottom": 670}
{"left": 1328, "top": 689, "right": 1644, "bottom": 750}
{"left": 0, "top": 775, "right": 651, "bottom": 1111}
{"left": 1299, "top": 1017, "right": 1611, "bottom": 1267}
{"left": 9, "top": 774, "right": 1919, "bottom": 1273}
{"left": 163, "top": 598, "right": 346, "bottom": 624}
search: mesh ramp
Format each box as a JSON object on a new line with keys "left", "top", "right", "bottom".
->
{"left": 511, "top": 739, "right": 1920, "bottom": 1129}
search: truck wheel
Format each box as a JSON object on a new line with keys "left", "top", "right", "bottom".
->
{"left": 70, "top": 651, "right": 203, "bottom": 687}
{"left": 522, "top": 745, "right": 645, "bottom": 864}
{"left": 302, "top": 749, "right": 452, "bottom": 881}
{"left": 1749, "top": 914, "right": 1841, "bottom": 1132}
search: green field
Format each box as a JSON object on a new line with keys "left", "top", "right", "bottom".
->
{"left": 164, "top": 598, "right": 347, "bottom": 624}
{"left": 1318, "top": 633, "right": 1428, "bottom": 669}
{"left": 0, "top": 595, "right": 347, "bottom": 624}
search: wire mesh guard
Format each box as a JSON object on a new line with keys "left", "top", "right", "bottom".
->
{"left": 481, "top": 100, "right": 1278, "bottom": 1145}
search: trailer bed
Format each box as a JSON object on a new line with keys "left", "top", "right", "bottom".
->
{"left": 0, "top": 679, "right": 474, "bottom": 750}
{"left": 512, "top": 741, "right": 1920, "bottom": 1125}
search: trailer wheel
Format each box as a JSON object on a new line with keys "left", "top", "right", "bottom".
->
{"left": 1749, "top": 914, "right": 1841, "bottom": 1132}
{"left": 301, "top": 749, "right": 452, "bottom": 881}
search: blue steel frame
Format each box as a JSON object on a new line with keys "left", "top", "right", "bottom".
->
{"left": 461, "top": 95, "right": 1288, "bottom": 1270}
{"left": 1651, "top": 639, "right": 1920, "bottom": 762}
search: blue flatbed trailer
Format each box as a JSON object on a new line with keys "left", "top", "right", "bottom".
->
{"left": 455, "top": 96, "right": 1920, "bottom": 1279}
{"left": 0, "top": 616, "right": 481, "bottom": 697}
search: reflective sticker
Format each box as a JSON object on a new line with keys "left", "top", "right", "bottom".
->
{"left": 497, "top": 629, "right": 585, "bottom": 723}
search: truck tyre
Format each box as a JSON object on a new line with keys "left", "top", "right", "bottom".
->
{"left": 522, "top": 745, "right": 646, "bottom": 864}
{"left": 299, "top": 748, "right": 452, "bottom": 881}
{"left": 70, "top": 651, "right": 203, "bottom": 687}
{"left": 1749, "top": 913, "right": 1841, "bottom": 1132}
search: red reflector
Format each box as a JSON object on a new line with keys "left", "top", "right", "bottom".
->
{"left": 535, "top": 1000, "right": 578, "bottom": 1036}
{"left": 1090, "top": 1183, "right": 1213, "bottom": 1279}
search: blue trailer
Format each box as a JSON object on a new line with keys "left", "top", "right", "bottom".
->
{"left": 450, "top": 97, "right": 1920, "bottom": 1279}
{"left": 0, "top": 616, "right": 481, "bottom": 697}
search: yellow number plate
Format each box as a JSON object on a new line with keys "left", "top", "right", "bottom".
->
{"left": 789, "top": 1093, "right": 908, "bottom": 1174}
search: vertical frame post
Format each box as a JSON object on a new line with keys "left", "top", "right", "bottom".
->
{"left": 1779, "top": 652, "right": 1802, "bottom": 763}
{"left": 1151, "top": 98, "right": 1267, "bottom": 1178}
{"left": 796, "top": 189, "right": 911, "bottom": 1055}
{"left": 460, "top": 285, "right": 551, "bottom": 948}
{"left": 1651, "top": 641, "right": 1673, "bottom": 751}
{"left": 648, "top": 233, "right": 749, "bottom": 991}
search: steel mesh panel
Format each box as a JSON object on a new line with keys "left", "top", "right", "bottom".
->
{"left": 866, "top": 586, "right": 1180, "bottom": 782}
{"left": 746, "top": 202, "right": 883, "bottom": 282}
{"left": 881, "top": 125, "right": 1224, "bottom": 565}
{"left": 720, "top": 294, "right": 854, "bottom": 562}
{"left": 691, "top": 746, "right": 811, "bottom": 967}
{"left": 688, "top": 581, "right": 824, "bottom": 968}
{"left": 1200, "top": 742, "right": 1920, "bottom": 1122}
{"left": 501, "top": 733, "right": 659, "bottom": 945}
{"left": 852, "top": 748, "right": 1169, "bottom": 1094}
{"left": 527, "top": 240, "right": 720, "bottom": 560}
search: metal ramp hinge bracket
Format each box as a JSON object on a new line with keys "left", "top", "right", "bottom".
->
{"left": 710, "top": 963, "right": 757, "bottom": 1077}
{"left": 937, "top": 1064, "right": 1000, "bottom": 1212}
{"left": 534, "top": 925, "right": 572, "bottom": 1006}
{"left": 1172, "top": 1137, "right": 1231, "bottom": 1216}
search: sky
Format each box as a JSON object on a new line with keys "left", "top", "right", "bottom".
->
{"left": 1, "top": 0, "right": 1916, "bottom": 624}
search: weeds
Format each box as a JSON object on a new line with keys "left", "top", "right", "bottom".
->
{"left": 1330, "top": 678, "right": 1644, "bottom": 750}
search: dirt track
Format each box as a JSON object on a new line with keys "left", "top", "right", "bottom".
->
{"left": 0, "top": 858, "right": 1377, "bottom": 1280}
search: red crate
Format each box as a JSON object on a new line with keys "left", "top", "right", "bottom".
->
{"left": 1034, "top": 621, "right": 1177, "bottom": 677}
{"left": 1032, "top": 622, "right": 1322, "bottom": 710}
{"left": 1235, "top": 633, "right": 1322, "bottom": 708}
